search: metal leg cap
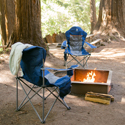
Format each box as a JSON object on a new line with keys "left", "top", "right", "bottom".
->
{"left": 42, "top": 121, "right": 45, "bottom": 124}
{"left": 67, "top": 107, "right": 71, "bottom": 110}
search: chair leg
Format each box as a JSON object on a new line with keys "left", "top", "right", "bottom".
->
{"left": 64, "top": 53, "right": 68, "bottom": 68}
{"left": 46, "top": 87, "right": 71, "bottom": 110}
{"left": 42, "top": 87, "right": 45, "bottom": 123}
{"left": 62, "top": 99, "right": 71, "bottom": 110}
{"left": 16, "top": 78, "right": 43, "bottom": 110}
{"left": 16, "top": 77, "right": 18, "bottom": 111}
{"left": 83, "top": 55, "right": 90, "bottom": 68}
{"left": 16, "top": 78, "right": 70, "bottom": 123}
{"left": 85, "top": 57, "right": 88, "bottom": 68}
{"left": 18, "top": 85, "right": 41, "bottom": 110}
{"left": 66, "top": 61, "right": 67, "bottom": 69}
{"left": 18, "top": 79, "right": 43, "bottom": 122}
{"left": 67, "top": 55, "right": 91, "bottom": 68}
{"left": 44, "top": 87, "right": 58, "bottom": 100}
{"left": 43, "top": 95, "right": 58, "bottom": 122}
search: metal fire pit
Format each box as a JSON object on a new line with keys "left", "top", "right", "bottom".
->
{"left": 71, "top": 69, "right": 112, "bottom": 95}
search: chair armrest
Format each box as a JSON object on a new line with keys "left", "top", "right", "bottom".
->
{"left": 61, "top": 40, "right": 67, "bottom": 49}
{"left": 44, "top": 65, "right": 78, "bottom": 77}
{"left": 44, "top": 65, "right": 78, "bottom": 72}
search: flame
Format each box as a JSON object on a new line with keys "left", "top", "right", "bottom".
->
{"left": 83, "top": 69, "right": 96, "bottom": 82}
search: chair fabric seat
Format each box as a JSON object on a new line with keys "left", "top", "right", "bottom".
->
{"left": 20, "top": 46, "right": 74, "bottom": 98}
{"left": 64, "top": 48, "right": 90, "bottom": 56}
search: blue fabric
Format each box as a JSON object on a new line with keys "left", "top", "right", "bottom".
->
{"left": 65, "top": 26, "right": 87, "bottom": 44}
{"left": 59, "top": 80, "right": 71, "bottom": 98}
{"left": 65, "top": 26, "right": 88, "bottom": 55}
{"left": 61, "top": 40, "right": 67, "bottom": 49}
{"left": 20, "top": 46, "right": 48, "bottom": 86}
{"left": 61, "top": 40, "right": 96, "bottom": 50}
{"left": 64, "top": 26, "right": 95, "bottom": 56}
{"left": 20, "top": 46, "right": 74, "bottom": 99}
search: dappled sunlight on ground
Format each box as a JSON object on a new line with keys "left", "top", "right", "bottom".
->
{"left": 45, "top": 61, "right": 53, "bottom": 67}
{"left": 92, "top": 48, "right": 125, "bottom": 60}
{"left": 121, "top": 97, "right": 125, "bottom": 104}
{"left": 121, "top": 61, "right": 125, "bottom": 64}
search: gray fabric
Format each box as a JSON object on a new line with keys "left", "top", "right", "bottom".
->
{"left": 70, "top": 35, "right": 82, "bottom": 55}
{"left": 45, "top": 72, "right": 59, "bottom": 84}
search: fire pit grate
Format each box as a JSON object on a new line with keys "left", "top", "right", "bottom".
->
{"left": 71, "top": 69, "right": 112, "bottom": 95}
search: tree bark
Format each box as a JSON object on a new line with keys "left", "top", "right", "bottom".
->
{"left": 0, "top": 0, "right": 7, "bottom": 46}
{"left": 90, "top": 0, "right": 96, "bottom": 34}
{"left": 12, "top": 0, "right": 47, "bottom": 50}
{"left": 0, "top": 0, "right": 47, "bottom": 50}
{"left": 0, "top": 0, "right": 15, "bottom": 46}
{"left": 94, "top": 0, "right": 125, "bottom": 37}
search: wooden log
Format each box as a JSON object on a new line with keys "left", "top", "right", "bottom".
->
{"left": 86, "top": 34, "right": 94, "bottom": 43}
{"left": 90, "top": 39, "right": 102, "bottom": 47}
{"left": 55, "top": 32, "right": 66, "bottom": 43}
{"left": 46, "top": 35, "right": 54, "bottom": 43}
{"left": 85, "top": 92, "right": 114, "bottom": 105}
{"left": 86, "top": 92, "right": 114, "bottom": 102}
{"left": 86, "top": 34, "right": 94, "bottom": 39}
{"left": 85, "top": 39, "right": 102, "bottom": 52}
{"left": 0, "top": 45, "right": 7, "bottom": 48}
{"left": 52, "top": 33, "right": 57, "bottom": 43}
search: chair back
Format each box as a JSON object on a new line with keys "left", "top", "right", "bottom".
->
{"left": 65, "top": 26, "right": 87, "bottom": 55}
{"left": 20, "top": 46, "right": 48, "bottom": 86}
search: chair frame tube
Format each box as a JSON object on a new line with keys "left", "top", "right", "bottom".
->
{"left": 65, "top": 53, "right": 90, "bottom": 69}
{"left": 15, "top": 59, "right": 71, "bottom": 123}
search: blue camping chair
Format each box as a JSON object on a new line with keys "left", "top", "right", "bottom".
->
{"left": 12, "top": 45, "right": 77, "bottom": 123}
{"left": 61, "top": 26, "right": 96, "bottom": 68}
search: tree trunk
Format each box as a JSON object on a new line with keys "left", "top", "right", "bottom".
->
{"left": 0, "top": 0, "right": 7, "bottom": 46}
{"left": 90, "top": 0, "right": 96, "bottom": 34}
{"left": 94, "top": 0, "right": 125, "bottom": 37}
{"left": 12, "top": 0, "right": 47, "bottom": 50}
{"left": 0, "top": 0, "right": 15, "bottom": 46}
{"left": 0, "top": 0, "right": 47, "bottom": 50}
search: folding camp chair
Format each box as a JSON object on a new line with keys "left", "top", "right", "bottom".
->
{"left": 10, "top": 44, "right": 77, "bottom": 123}
{"left": 61, "top": 26, "right": 96, "bottom": 68}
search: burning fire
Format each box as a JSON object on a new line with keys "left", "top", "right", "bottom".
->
{"left": 83, "top": 69, "right": 96, "bottom": 82}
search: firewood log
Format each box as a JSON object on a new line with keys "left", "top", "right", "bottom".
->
{"left": 85, "top": 92, "right": 114, "bottom": 105}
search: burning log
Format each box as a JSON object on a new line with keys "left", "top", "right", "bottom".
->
{"left": 85, "top": 92, "right": 114, "bottom": 105}
{"left": 83, "top": 70, "right": 96, "bottom": 82}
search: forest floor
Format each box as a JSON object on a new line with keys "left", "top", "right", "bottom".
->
{"left": 0, "top": 39, "right": 125, "bottom": 125}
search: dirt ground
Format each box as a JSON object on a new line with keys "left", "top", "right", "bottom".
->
{"left": 0, "top": 40, "right": 125, "bottom": 125}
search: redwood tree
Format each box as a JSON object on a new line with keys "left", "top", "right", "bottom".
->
{"left": 0, "top": 0, "right": 47, "bottom": 50}
{"left": 90, "top": 0, "right": 97, "bottom": 34}
{"left": 0, "top": 0, "right": 15, "bottom": 46}
{"left": 94, "top": 0, "right": 125, "bottom": 37}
